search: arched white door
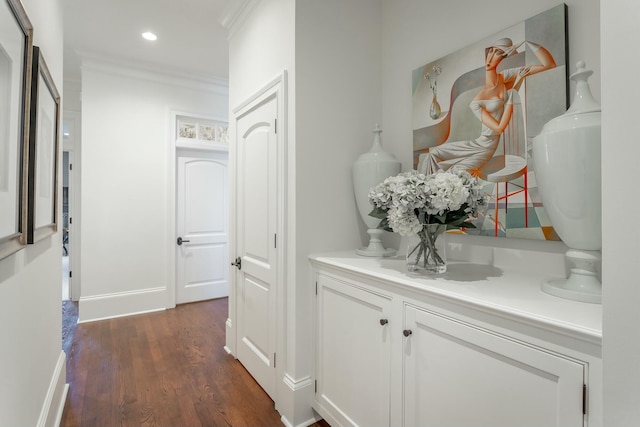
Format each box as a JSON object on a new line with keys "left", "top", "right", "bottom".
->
{"left": 234, "top": 93, "right": 279, "bottom": 400}
{"left": 176, "top": 149, "right": 229, "bottom": 304}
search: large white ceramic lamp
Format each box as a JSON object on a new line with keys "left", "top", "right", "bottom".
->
{"left": 532, "top": 61, "right": 602, "bottom": 303}
{"left": 353, "top": 125, "right": 401, "bottom": 256}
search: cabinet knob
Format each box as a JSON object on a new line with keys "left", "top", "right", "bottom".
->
{"left": 379, "top": 318, "right": 388, "bottom": 326}
{"left": 403, "top": 329, "right": 412, "bottom": 337}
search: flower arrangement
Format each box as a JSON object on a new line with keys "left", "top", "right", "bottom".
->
{"left": 368, "top": 169, "right": 486, "bottom": 272}
{"left": 424, "top": 64, "right": 442, "bottom": 95}
{"left": 368, "top": 169, "right": 485, "bottom": 233}
{"left": 425, "top": 64, "right": 443, "bottom": 119}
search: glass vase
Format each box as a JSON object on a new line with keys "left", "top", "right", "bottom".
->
{"left": 406, "top": 224, "right": 447, "bottom": 274}
{"left": 429, "top": 91, "right": 441, "bottom": 120}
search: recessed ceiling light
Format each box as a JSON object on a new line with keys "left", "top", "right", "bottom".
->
{"left": 142, "top": 31, "right": 157, "bottom": 41}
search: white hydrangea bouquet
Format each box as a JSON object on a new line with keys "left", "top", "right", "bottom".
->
{"left": 368, "top": 169, "right": 486, "bottom": 273}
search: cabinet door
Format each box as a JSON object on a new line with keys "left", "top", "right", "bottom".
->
{"left": 315, "top": 273, "right": 392, "bottom": 427}
{"left": 403, "top": 304, "right": 585, "bottom": 427}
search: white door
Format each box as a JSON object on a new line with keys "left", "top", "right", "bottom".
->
{"left": 235, "top": 93, "right": 278, "bottom": 400}
{"left": 176, "top": 150, "right": 229, "bottom": 304}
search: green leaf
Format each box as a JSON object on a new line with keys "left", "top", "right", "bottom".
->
{"left": 368, "top": 207, "right": 388, "bottom": 219}
{"left": 379, "top": 217, "right": 393, "bottom": 232}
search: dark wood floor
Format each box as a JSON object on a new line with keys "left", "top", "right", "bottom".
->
{"left": 61, "top": 298, "right": 329, "bottom": 427}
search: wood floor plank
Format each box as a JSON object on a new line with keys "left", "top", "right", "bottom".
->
{"left": 61, "top": 298, "right": 330, "bottom": 427}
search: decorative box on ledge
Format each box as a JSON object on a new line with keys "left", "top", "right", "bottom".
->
{"left": 309, "top": 249, "right": 602, "bottom": 427}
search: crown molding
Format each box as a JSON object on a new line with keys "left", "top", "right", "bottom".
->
{"left": 76, "top": 51, "right": 229, "bottom": 95}
{"left": 219, "top": 0, "right": 262, "bottom": 39}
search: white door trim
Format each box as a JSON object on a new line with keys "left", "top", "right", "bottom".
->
{"left": 227, "top": 72, "right": 288, "bottom": 400}
{"left": 167, "top": 110, "right": 230, "bottom": 309}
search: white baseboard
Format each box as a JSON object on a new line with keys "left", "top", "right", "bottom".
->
{"left": 37, "top": 351, "right": 68, "bottom": 427}
{"left": 283, "top": 374, "right": 313, "bottom": 391}
{"left": 78, "top": 287, "right": 167, "bottom": 322}
{"left": 281, "top": 414, "right": 323, "bottom": 427}
{"left": 279, "top": 374, "right": 319, "bottom": 427}
{"left": 225, "top": 317, "right": 235, "bottom": 356}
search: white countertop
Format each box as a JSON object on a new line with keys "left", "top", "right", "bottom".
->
{"left": 310, "top": 251, "right": 602, "bottom": 344}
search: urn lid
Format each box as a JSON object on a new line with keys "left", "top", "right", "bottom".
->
{"left": 565, "top": 61, "right": 600, "bottom": 115}
{"left": 537, "top": 61, "right": 600, "bottom": 134}
{"left": 355, "top": 124, "right": 399, "bottom": 163}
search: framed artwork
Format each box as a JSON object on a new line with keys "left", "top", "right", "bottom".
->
{"left": 198, "top": 123, "right": 215, "bottom": 141}
{"left": 177, "top": 115, "right": 228, "bottom": 144}
{"left": 216, "top": 124, "right": 228, "bottom": 143}
{"left": 178, "top": 121, "right": 197, "bottom": 139}
{"left": 0, "top": 0, "right": 33, "bottom": 260}
{"left": 27, "top": 46, "right": 60, "bottom": 244}
{"left": 412, "top": 4, "right": 567, "bottom": 241}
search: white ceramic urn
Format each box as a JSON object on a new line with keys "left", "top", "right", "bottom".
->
{"left": 353, "top": 125, "right": 401, "bottom": 256}
{"left": 532, "top": 61, "right": 602, "bottom": 303}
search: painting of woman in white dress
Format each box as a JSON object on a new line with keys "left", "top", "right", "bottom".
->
{"left": 418, "top": 38, "right": 555, "bottom": 176}
{"left": 412, "top": 4, "right": 567, "bottom": 240}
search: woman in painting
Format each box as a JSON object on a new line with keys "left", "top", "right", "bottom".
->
{"left": 418, "top": 38, "right": 556, "bottom": 176}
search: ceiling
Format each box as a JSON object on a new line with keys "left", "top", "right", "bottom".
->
{"left": 62, "top": 0, "right": 232, "bottom": 83}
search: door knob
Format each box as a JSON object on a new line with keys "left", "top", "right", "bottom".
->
{"left": 379, "top": 319, "right": 389, "bottom": 326}
{"left": 403, "top": 329, "right": 413, "bottom": 337}
{"left": 231, "top": 256, "right": 242, "bottom": 270}
{"left": 177, "top": 236, "right": 190, "bottom": 246}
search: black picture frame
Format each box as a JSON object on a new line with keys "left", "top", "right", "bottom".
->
{"left": 27, "top": 46, "right": 60, "bottom": 244}
{"left": 0, "top": 0, "right": 33, "bottom": 260}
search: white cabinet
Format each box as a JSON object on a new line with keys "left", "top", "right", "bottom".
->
{"left": 403, "top": 304, "right": 584, "bottom": 427}
{"left": 315, "top": 273, "right": 393, "bottom": 427}
{"left": 311, "top": 254, "right": 602, "bottom": 427}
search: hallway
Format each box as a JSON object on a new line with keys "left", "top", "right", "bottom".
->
{"left": 60, "top": 299, "right": 328, "bottom": 427}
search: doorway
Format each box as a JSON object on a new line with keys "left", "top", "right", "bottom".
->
{"left": 62, "top": 111, "right": 80, "bottom": 302}
{"left": 171, "top": 113, "right": 230, "bottom": 306}
{"left": 175, "top": 148, "right": 229, "bottom": 304}
{"left": 61, "top": 113, "right": 80, "bottom": 352}
{"left": 62, "top": 150, "right": 70, "bottom": 300}
{"left": 229, "top": 73, "right": 287, "bottom": 401}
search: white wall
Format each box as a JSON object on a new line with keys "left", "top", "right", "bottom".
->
{"left": 0, "top": 0, "right": 65, "bottom": 425}
{"left": 601, "top": 1, "right": 640, "bottom": 425}
{"left": 79, "top": 62, "right": 228, "bottom": 321}
{"left": 294, "top": 0, "right": 382, "bottom": 392}
{"left": 228, "top": 0, "right": 296, "bottom": 109}
{"left": 294, "top": 1, "right": 383, "bottom": 423}
{"left": 227, "top": 0, "right": 297, "bottom": 422}
{"left": 62, "top": 79, "right": 82, "bottom": 113}
{"left": 228, "top": 0, "right": 382, "bottom": 424}
{"left": 232, "top": 1, "right": 640, "bottom": 425}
